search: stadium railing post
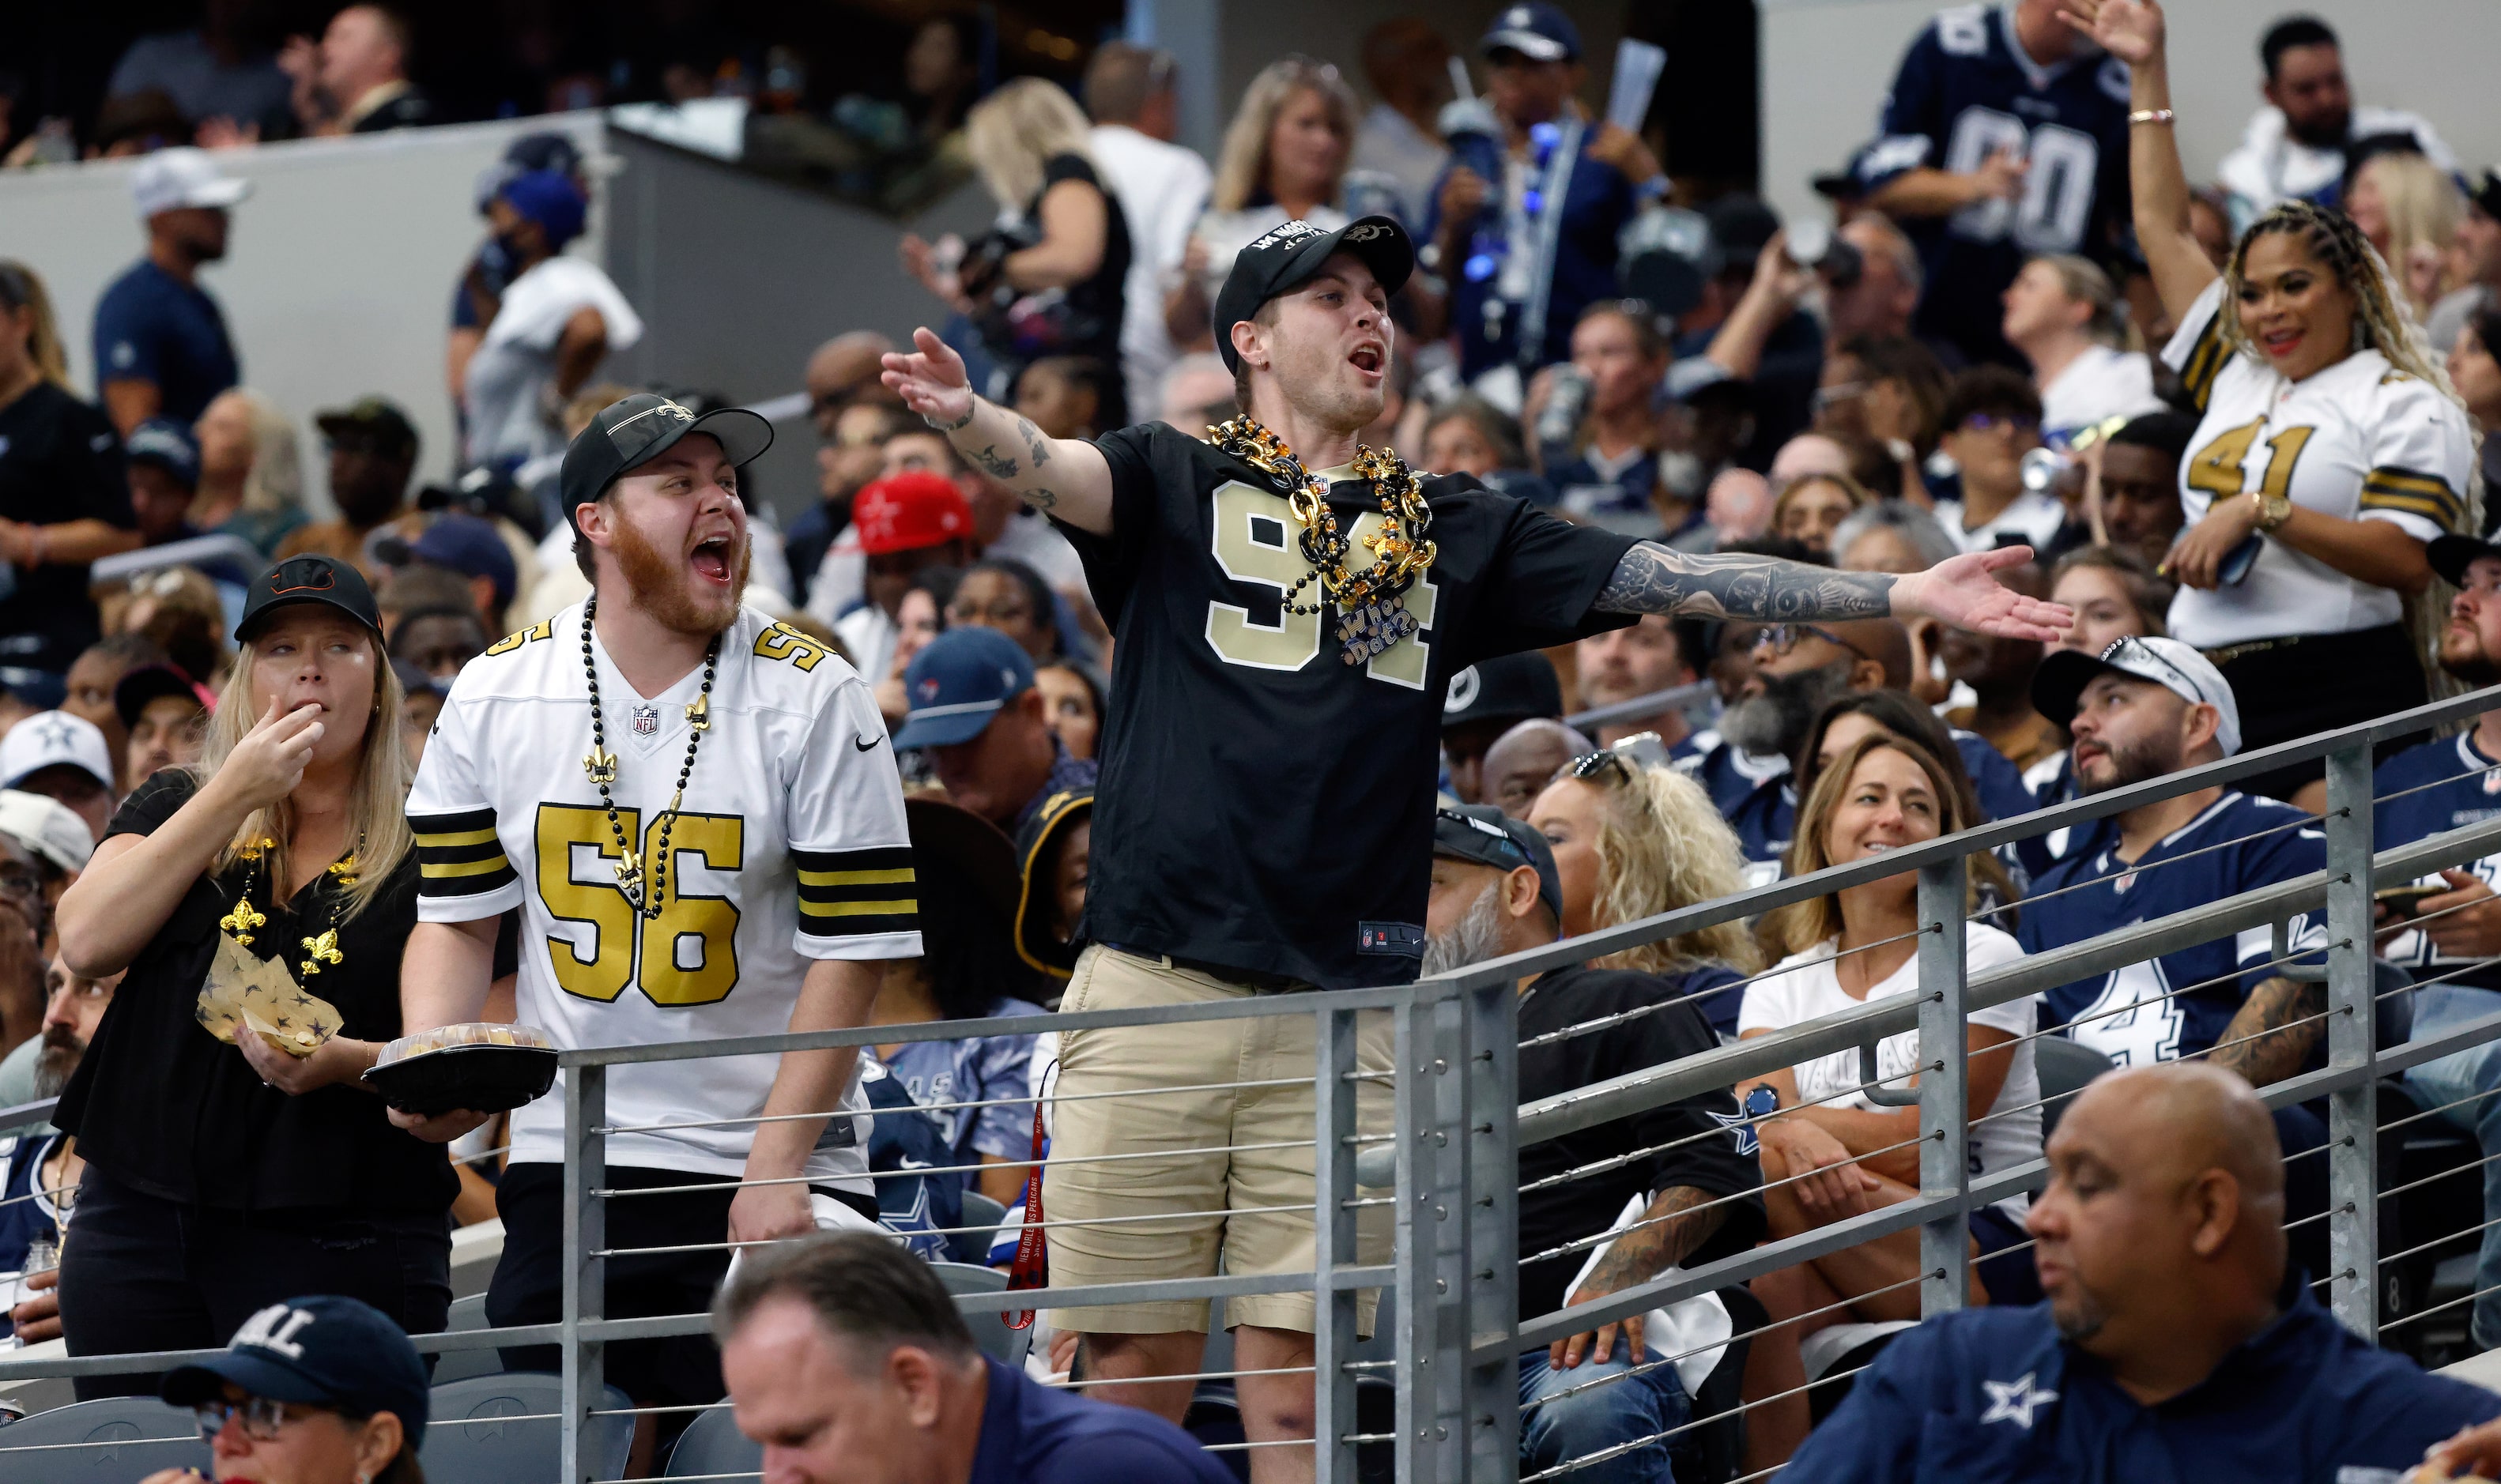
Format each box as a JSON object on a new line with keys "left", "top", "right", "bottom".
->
{"left": 1464, "top": 977, "right": 1522, "bottom": 1484}
{"left": 2323, "top": 738, "right": 2379, "bottom": 1339}
{"left": 1393, "top": 988, "right": 1447, "bottom": 1478}
{"left": 1429, "top": 991, "right": 1473, "bottom": 1477}
{"left": 1916, "top": 855, "right": 1971, "bottom": 1317}
{"left": 560, "top": 1060, "right": 608, "bottom": 1484}
{"left": 1313, "top": 1002, "right": 1362, "bottom": 1484}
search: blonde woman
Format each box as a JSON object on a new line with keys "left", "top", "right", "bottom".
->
{"left": 51, "top": 556, "right": 450, "bottom": 1395}
{"left": 0, "top": 261, "right": 144, "bottom": 672}
{"left": 901, "top": 77, "right": 1131, "bottom": 424}
{"left": 2075, "top": 0, "right": 2480, "bottom": 811}
{"left": 1771, "top": 472, "right": 1873, "bottom": 562}
{"left": 2344, "top": 149, "right": 2465, "bottom": 320}
{"left": 193, "top": 386, "right": 308, "bottom": 556}
{"left": 1164, "top": 55, "right": 1358, "bottom": 352}
{"left": 1526, "top": 746, "right": 1760, "bottom": 1038}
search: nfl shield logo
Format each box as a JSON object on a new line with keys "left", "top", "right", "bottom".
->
{"left": 632, "top": 704, "right": 660, "bottom": 737}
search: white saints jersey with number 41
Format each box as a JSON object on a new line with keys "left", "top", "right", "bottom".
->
{"left": 406, "top": 602, "right": 919, "bottom": 1188}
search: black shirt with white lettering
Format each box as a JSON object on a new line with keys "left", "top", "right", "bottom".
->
{"left": 1056, "top": 422, "right": 1637, "bottom": 989}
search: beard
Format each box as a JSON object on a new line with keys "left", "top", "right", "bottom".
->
{"left": 1421, "top": 884, "right": 1508, "bottom": 977}
{"left": 612, "top": 516, "right": 749, "bottom": 638}
{"left": 1721, "top": 662, "right": 1853, "bottom": 759}
{"left": 2049, "top": 1276, "right": 2111, "bottom": 1343}
{"left": 2076, "top": 731, "right": 2183, "bottom": 795}
{"left": 2285, "top": 105, "right": 2351, "bottom": 149}
{"left": 32, "top": 1026, "right": 84, "bottom": 1099}
{"left": 2441, "top": 631, "right": 2501, "bottom": 688}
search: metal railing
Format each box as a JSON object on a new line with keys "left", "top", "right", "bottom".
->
{"left": 6, "top": 684, "right": 2501, "bottom": 1482}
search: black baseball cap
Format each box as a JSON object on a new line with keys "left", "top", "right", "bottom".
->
{"left": 236, "top": 555, "right": 382, "bottom": 642}
{"left": 1443, "top": 652, "right": 1564, "bottom": 733}
{"left": 1212, "top": 215, "right": 1414, "bottom": 373}
{"left": 113, "top": 662, "right": 207, "bottom": 729}
{"left": 2473, "top": 167, "right": 2501, "bottom": 222}
{"left": 160, "top": 1295, "right": 431, "bottom": 1436}
{"left": 2431, "top": 533, "right": 2501, "bottom": 586}
{"left": 558, "top": 393, "right": 775, "bottom": 517}
{"left": 1433, "top": 803, "right": 1564, "bottom": 928}
{"left": 315, "top": 396, "right": 419, "bottom": 462}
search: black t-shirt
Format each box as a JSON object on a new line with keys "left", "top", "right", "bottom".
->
{"left": 0, "top": 382, "right": 135, "bottom": 672}
{"left": 55, "top": 771, "right": 457, "bottom": 1215}
{"left": 1516, "top": 964, "right": 1764, "bottom": 1324}
{"left": 1060, "top": 423, "right": 1638, "bottom": 988}
{"left": 1024, "top": 155, "right": 1132, "bottom": 425}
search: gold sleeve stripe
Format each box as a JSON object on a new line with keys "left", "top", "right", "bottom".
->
{"left": 415, "top": 827, "right": 500, "bottom": 849}
{"left": 421, "top": 854, "right": 514, "bottom": 879}
{"left": 797, "top": 866, "right": 917, "bottom": 887}
{"left": 799, "top": 897, "right": 920, "bottom": 918}
{"left": 2360, "top": 467, "right": 2463, "bottom": 527}
{"left": 2363, "top": 466, "right": 2458, "bottom": 498}
{"left": 2179, "top": 317, "right": 2229, "bottom": 410}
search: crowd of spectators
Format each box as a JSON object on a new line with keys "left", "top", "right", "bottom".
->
{"left": 3, "top": 0, "right": 2501, "bottom": 1478}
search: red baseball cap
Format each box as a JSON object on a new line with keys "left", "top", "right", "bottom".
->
{"left": 853, "top": 472, "right": 974, "bottom": 556}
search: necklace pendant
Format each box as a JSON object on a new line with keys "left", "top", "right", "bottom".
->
{"left": 219, "top": 898, "right": 266, "bottom": 945}
{"left": 298, "top": 928, "right": 342, "bottom": 977}
{"left": 583, "top": 744, "right": 620, "bottom": 785}
{"left": 613, "top": 857, "right": 647, "bottom": 910}
{"left": 684, "top": 693, "right": 711, "bottom": 733}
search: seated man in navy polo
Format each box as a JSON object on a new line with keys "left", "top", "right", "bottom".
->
{"left": 2377, "top": 533, "right": 2501, "bottom": 1350}
{"left": 892, "top": 628, "right": 1096, "bottom": 834}
{"left": 1786, "top": 1064, "right": 2497, "bottom": 1482}
{"left": 717, "top": 1230, "right": 1230, "bottom": 1484}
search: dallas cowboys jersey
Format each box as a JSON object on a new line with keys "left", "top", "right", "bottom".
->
{"left": 2375, "top": 730, "right": 2501, "bottom": 993}
{"left": 406, "top": 602, "right": 919, "bottom": 1189}
{"left": 1852, "top": 4, "right": 2132, "bottom": 363}
{"left": 2163, "top": 277, "right": 2477, "bottom": 647}
{"left": 2018, "top": 792, "right": 2326, "bottom": 1067}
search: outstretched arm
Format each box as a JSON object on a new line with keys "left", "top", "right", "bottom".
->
{"left": 1595, "top": 541, "right": 2073, "bottom": 639}
{"left": 881, "top": 327, "right": 1115, "bottom": 537}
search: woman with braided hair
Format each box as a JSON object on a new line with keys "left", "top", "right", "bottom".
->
{"left": 2068, "top": 0, "right": 2480, "bottom": 810}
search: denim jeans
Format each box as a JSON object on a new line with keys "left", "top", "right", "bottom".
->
{"left": 1518, "top": 1347, "right": 1693, "bottom": 1484}
{"left": 2402, "top": 982, "right": 2501, "bottom": 1349}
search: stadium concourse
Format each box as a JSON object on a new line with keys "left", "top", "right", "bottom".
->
{"left": 2, "top": 0, "right": 2500, "bottom": 1479}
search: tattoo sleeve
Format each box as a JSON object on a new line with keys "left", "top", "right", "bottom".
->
{"left": 2209, "top": 975, "right": 2327, "bottom": 1087}
{"left": 1579, "top": 1185, "right": 1726, "bottom": 1298}
{"left": 1594, "top": 540, "right": 1897, "bottom": 621}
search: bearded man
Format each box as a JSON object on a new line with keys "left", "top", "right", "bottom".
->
{"left": 392, "top": 394, "right": 919, "bottom": 1436}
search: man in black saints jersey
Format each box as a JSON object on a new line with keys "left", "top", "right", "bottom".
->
{"left": 881, "top": 213, "right": 2068, "bottom": 1474}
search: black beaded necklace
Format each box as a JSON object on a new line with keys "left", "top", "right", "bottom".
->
{"left": 579, "top": 594, "right": 719, "bottom": 917}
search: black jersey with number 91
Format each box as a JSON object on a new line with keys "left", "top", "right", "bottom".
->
{"left": 1059, "top": 423, "right": 1638, "bottom": 989}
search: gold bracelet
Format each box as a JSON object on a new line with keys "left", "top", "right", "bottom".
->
{"left": 2128, "top": 108, "right": 2176, "bottom": 126}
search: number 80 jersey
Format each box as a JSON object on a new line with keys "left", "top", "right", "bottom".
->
{"left": 406, "top": 601, "right": 920, "bottom": 1185}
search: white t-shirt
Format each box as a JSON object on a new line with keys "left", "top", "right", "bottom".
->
{"left": 2038, "top": 344, "right": 2165, "bottom": 447}
{"left": 462, "top": 255, "right": 645, "bottom": 468}
{"left": 407, "top": 603, "right": 919, "bottom": 1185}
{"left": 1931, "top": 488, "right": 2068, "bottom": 556}
{"left": 2216, "top": 105, "right": 2456, "bottom": 224}
{"left": 2161, "top": 277, "right": 2476, "bottom": 647}
{"left": 1088, "top": 124, "right": 1213, "bottom": 417}
{"left": 1189, "top": 202, "right": 1349, "bottom": 303}
{"left": 1738, "top": 924, "right": 2039, "bottom": 1215}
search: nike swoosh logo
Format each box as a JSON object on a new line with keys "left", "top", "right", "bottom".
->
{"left": 854, "top": 733, "right": 885, "bottom": 751}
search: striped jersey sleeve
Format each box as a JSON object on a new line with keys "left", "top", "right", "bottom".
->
{"left": 2356, "top": 371, "right": 2476, "bottom": 536}
{"left": 2161, "top": 278, "right": 2231, "bottom": 414}
{"left": 784, "top": 673, "right": 922, "bottom": 959}
{"left": 406, "top": 694, "right": 524, "bottom": 920}
{"left": 411, "top": 806, "right": 517, "bottom": 899}
{"left": 794, "top": 846, "right": 917, "bottom": 940}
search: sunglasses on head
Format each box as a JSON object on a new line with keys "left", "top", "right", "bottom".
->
{"left": 1565, "top": 732, "right": 1668, "bottom": 783}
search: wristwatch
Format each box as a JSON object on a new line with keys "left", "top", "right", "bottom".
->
{"left": 1742, "top": 1084, "right": 1780, "bottom": 1121}
{"left": 2253, "top": 490, "right": 2293, "bottom": 533}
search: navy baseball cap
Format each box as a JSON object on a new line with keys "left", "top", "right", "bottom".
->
{"left": 892, "top": 627, "right": 1035, "bottom": 751}
{"left": 1443, "top": 652, "right": 1564, "bottom": 734}
{"left": 412, "top": 513, "right": 519, "bottom": 614}
{"left": 1212, "top": 215, "right": 1414, "bottom": 373}
{"left": 125, "top": 417, "right": 200, "bottom": 488}
{"left": 1481, "top": 2, "right": 1582, "bottom": 62}
{"left": 160, "top": 1296, "right": 430, "bottom": 1434}
{"left": 497, "top": 168, "right": 587, "bottom": 247}
{"left": 1434, "top": 803, "right": 1564, "bottom": 928}
{"left": 237, "top": 555, "right": 383, "bottom": 643}
{"left": 560, "top": 392, "right": 775, "bottom": 518}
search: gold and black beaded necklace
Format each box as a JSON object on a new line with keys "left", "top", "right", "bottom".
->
{"left": 217, "top": 834, "right": 364, "bottom": 977}
{"left": 1211, "top": 415, "right": 1438, "bottom": 665}
{"left": 578, "top": 593, "right": 718, "bottom": 917}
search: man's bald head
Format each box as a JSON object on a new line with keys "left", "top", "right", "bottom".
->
{"left": 1831, "top": 619, "right": 1913, "bottom": 691}
{"left": 1483, "top": 718, "right": 1594, "bottom": 820}
{"left": 2028, "top": 1063, "right": 2288, "bottom": 1397}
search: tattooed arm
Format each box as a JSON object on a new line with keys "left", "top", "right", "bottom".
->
{"left": 880, "top": 327, "right": 1115, "bottom": 537}
{"left": 2209, "top": 975, "right": 2326, "bottom": 1087}
{"left": 1547, "top": 1185, "right": 1727, "bottom": 1369}
{"left": 1594, "top": 540, "right": 2075, "bottom": 639}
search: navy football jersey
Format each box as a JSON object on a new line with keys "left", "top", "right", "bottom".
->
{"left": 2375, "top": 730, "right": 2501, "bottom": 993}
{"left": 1852, "top": 3, "right": 2133, "bottom": 363}
{"left": 2020, "top": 792, "right": 2326, "bottom": 1066}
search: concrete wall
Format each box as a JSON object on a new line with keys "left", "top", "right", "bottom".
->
{"left": 1762, "top": 0, "right": 2501, "bottom": 225}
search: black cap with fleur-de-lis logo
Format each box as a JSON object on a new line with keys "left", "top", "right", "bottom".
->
{"left": 558, "top": 392, "right": 775, "bottom": 516}
{"left": 1211, "top": 213, "right": 1415, "bottom": 373}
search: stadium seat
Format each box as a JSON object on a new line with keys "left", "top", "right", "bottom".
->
{"left": 929, "top": 1261, "right": 1033, "bottom": 1366}
{"left": 956, "top": 1190, "right": 1009, "bottom": 1264}
{"left": 1802, "top": 1320, "right": 1916, "bottom": 1425}
{"left": 0, "top": 1397, "right": 208, "bottom": 1482}
{"left": 663, "top": 1402, "right": 760, "bottom": 1478}
{"left": 429, "top": 1292, "right": 504, "bottom": 1384}
{"left": 419, "top": 1373, "right": 635, "bottom": 1482}
{"left": 2035, "top": 1035, "right": 2116, "bottom": 1143}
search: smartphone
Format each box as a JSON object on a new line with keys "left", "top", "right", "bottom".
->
{"left": 2217, "top": 534, "right": 2262, "bottom": 586}
{"left": 2376, "top": 883, "right": 2443, "bottom": 919}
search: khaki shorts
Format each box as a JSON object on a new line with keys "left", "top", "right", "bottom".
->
{"left": 1043, "top": 946, "right": 1394, "bottom": 1335}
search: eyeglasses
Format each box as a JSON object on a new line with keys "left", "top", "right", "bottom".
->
{"left": 1812, "top": 381, "right": 1868, "bottom": 411}
{"left": 1958, "top": 412, "right": 2040, "bottom": 435}
{"left": 0, "top": 867, "right": 43, "bottom": 901}
{"left": 947, "top": 599, "right": 1034, "bottom": 627}
{"left": 193, "top": 1395, "right": 327, "bottom": 1443}
{"left": 1752, "top": 623, "right": 1870, "bottom": 661}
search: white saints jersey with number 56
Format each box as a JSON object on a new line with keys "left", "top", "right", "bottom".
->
{"left": 406, "top": 601, "right": 919, "bottom": 1188}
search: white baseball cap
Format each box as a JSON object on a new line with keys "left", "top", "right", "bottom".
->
{"left": 2032, "top": 635, "right": 2243, "bottom": 757}
{"left": 132, "top": 147, "right": 251, "bottom": 219}
{"left": 0, "top": 712, "right": 115, "bottom": 795}
{"left": 0, "top": 790, "right": 93, "bottom": 873}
